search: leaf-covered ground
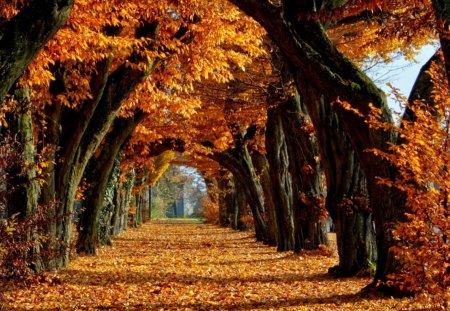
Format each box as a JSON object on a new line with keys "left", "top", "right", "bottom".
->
{"left": 0, "top": 223, "right": 420, "bottom": 310}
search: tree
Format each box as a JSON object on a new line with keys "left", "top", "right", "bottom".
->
{"left": 0, "top": 0, "right": 73, "bottom": 103}
{"left": 368, "top": 53, "right": 450, "bottom": 303}
{"left": 227, "top": 0, "right": 410, "bottom": 284}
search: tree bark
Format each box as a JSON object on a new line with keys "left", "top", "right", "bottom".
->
{"left": 280, "top": 95, "right": 329, "bottom": 251}
{"left": 5, "top": 87, "right": 40, "bottom": 219}
{"left": 231, "top": 176, "right": 249, "bottom": 231}
{"left": 4, "top": 87, "right": 42, "bottom": 272}
{"left": 0, "top": 0, "right": 73, "bottom": 103}
{"left": 265, "top": 105, "right": 295, "bottom": 251}
{"left": 228, "top": 0, "right": 405, "bottom": 282}
{"left": 213, "top": 146, "right": 269, "bottom": 242}
{"left": 76, "top": 112, "right": 145, "bottom": 254}
{"left": 432, "top": 0, "right": 450, "bottom": 85}
{"left": 217, "top": 172, "right": 233, "bottom": 226}
{"left": 251, "top": 152, "right": 278, "bottom": 246}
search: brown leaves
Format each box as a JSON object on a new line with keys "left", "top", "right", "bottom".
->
{"left": 0, "top": 222, "right": 422, "bottom": 310}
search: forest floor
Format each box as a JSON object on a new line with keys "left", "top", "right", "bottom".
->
{"left": 0, "top": 222, "right": 426, "bottom": 310}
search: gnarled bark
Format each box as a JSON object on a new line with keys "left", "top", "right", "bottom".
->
{"left": 76, "top": 112, "right": 145, "bottom": 254}
{"left": 0, "top": 0, "right": 73, "bottom": 103}
{"left": 213, "top": 146, "right": 269, "bottom": 242}
{"left": 228, "top": 0, "right": 404, "bottom": 282}
{"left": 266, "top": 105, "right": 295, "bottom": 251}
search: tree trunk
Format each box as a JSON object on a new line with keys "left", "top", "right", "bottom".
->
{"left": 110, "top": 180, "right": 124, "bottom": 237}
{"left": 213, "top": 146, "right": 269, "bottom": 242}
{"left": 228, "top": 0, "right": 405, "bottom": 282}
{"left": 98, "top": 156, "right": 121, "bottom": 246}
{"left": 265, "top": 106, "right": 295, "bottom": 251}
{"left": 280, "top": 91, "right": 374, "bottom": 273}
{"left": 122, "top": 171, "right": 136, "bottom": 231}
{"left": 218, "top": 173, "right": 233, "bottom": 226}
{"left": 251, "top": 152, "right": 278, "bottom": 246}
{"left": 77, "top": 112, "right": 145, "bottom": 254}
{"left": 5, "top": 87, "right": 40, "bottom": 219}
{"left": 148, "top": 186, "right": 153, "bottom": 220}
{"left": 0, "top": 0, "right": 73, "bottom": 103}
{"left": 279, "top": 95, "right": 329, "bottom": 251}
{"left": 4, "top": 87, "right": 42, "bottom": 271}
{"left": 231, "top": 177, "right": 249, "bottom": 231}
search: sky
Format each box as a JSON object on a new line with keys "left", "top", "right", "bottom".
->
{"left": 365, "top": 44, "right": 438, "bottom": 116}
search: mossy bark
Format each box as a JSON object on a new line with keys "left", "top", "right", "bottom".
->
{"left": 77, "top": 112, "right": 145, "bottom": 254}
{"left": 4, "top": 87, "right": 42, "bottom": 271}
{"left": 229, "top": 0, "right": 404, "bottom": 282}
{"left": 266, "top": 105, "right": 295, "bottom": 251}
{"left": 213, "top": 147, "right": 269, "bottom": 242}
{"left": 0, "top": 0, "right": 73, "bottom": 103}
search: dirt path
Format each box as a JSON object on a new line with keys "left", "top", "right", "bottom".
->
{"left": 1, "top": 223, "right": 413, "bottom": 310}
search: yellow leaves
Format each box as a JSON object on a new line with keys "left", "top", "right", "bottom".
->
{"left": 333, "top": 98, "right": 364, "bottom": 117}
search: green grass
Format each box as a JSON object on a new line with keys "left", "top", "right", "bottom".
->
{"left": 150, "top": 218, "right": 206, "bottom": 224}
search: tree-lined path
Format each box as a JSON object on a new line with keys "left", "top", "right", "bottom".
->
{"left": 2, "top": 0, "right": 450, "bottom": 308}
{"left": 1, "top": 222, "right": 415, "bottom": 310}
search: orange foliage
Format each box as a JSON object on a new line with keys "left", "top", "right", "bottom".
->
{"left": 327, "top": 0, "right": 435, "bottom": 63}
{"left": 201, "top": 196, "right": 219, "bottom": 224}
{"left": 368, "top": 54, "right": 450, "bottom": 306}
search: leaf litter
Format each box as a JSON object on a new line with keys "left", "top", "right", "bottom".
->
{"left": 0, "top": 223, "right": 422, "bottom": 310}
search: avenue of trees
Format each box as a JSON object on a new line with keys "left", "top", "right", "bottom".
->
{"left": 0, "top": 0, "right": 449, "bottom": 305}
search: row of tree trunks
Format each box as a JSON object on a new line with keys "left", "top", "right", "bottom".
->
{"left": 228, "top": 0, "right": 405, "bottom": 282}
{"left": 110, "top": 172, "right": 135, "bottom": 238}
{"left": 37, "top": 22, "right": 160, "bottom": 269}
{"left": 77, "top": 112, "right": 146, "bottom": 254}
{"left": 212, "top": 145, "right": 270, "bottom": 242}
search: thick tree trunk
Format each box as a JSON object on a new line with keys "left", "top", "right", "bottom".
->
{"left": 280, "top": 96, "right": 329, "bottom": 251}
{"left": 231, "top": 177, "right": 249, "bottom": 231}
{"left": 213, "top": 146, "right": 269, "bottom": 242}
{"left": 218, "top": 173, "right": 233, "bottom": 226}
{"left": 251, "top": 152, "right": 278, "bottom": 246}
{"left": 0, "top": 0, "right": 73, "bottom": 103}
{"left": 281, "top": 90, "right": 374, "bottom": 273}
{"left": 77, "top": 112, "right": 145, "bottom": 254}
{"left": 228, "top": 0, "right": 404, "bottom": 282}
{"left": 4, "top": 87, "right": 42, "bottom": 271}
{"left": 265, "top": 106, "right": 295, "bottom": 251}
{"left": 5, "top": 87, "right": 40, "bottom": 219}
